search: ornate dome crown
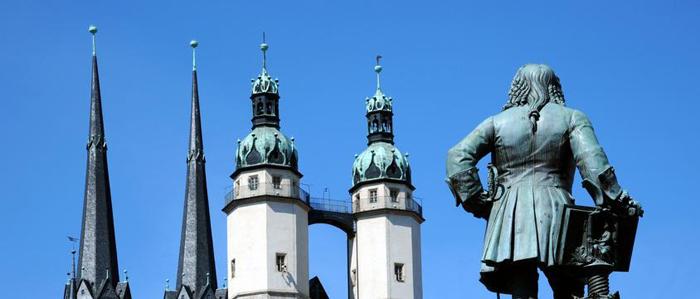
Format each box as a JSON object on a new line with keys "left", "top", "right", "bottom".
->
{"left": 366, "top": 88, "right": 392, "bottom": 113}
{"left": 251, "top": 42, "right": 279, "bottom": 95}
{"left": 352, "top": 141, "right": 411, "bottom": 186}
{"left": 236, "top": 126, "right": 298, "bottom": 171}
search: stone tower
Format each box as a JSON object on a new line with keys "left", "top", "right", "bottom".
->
{"left": 223, "top": 39, "right": 310, "bottom": 299}
{"left": 348, "top": 57, "right": 424, "bottom": 299}
{"left": 64, "top": 26, "right": 132, "bottom": 299}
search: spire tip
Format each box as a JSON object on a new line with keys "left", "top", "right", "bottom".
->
{"left": 374, "top": 55, "right": 383, "bottom": 89}
{"left": 190, "top": 40, "right": 198, "bottom": 70}
{"left": 260, "top": 32, "right": 268, "bottom": 69}
{"left": 89, "top": 25, "right": 98, "bottom": 55}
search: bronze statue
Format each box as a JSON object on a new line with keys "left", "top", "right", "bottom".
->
{"left": 446, "top": 64, "right": 642, "bottom": 299}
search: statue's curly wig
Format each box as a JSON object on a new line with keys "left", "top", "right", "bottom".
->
{"left": 503, "top": 64, "right": 565, "bottom": 132}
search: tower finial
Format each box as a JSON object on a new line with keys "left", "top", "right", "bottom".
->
{"left": 261, "top": 32, "right": 269, "bottom": 70}
{"left": 375, "top": 55, "right": 383, "bottom": 90}
{"left": 190, "top": 40, "right": 199, "bottom": 71}
{"left": 88, "top": 25, "right": 97, "bottom": 56}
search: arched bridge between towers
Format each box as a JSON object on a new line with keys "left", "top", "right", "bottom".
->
{"left": 307, "top": 197, "right": 355, "bottom": 236}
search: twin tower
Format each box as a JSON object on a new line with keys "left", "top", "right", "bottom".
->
{"left": 65, "top": 28, "right": 423, "bottom": 299}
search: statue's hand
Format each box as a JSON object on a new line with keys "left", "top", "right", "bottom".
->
{"left": 621, "top": 191, "right": 644, "bottom": 217}
{"left": 606, "top": 190, "right": 644, "bottom": 217}
{"left": 461, "top": 193, "right": 491, "bottom": 220}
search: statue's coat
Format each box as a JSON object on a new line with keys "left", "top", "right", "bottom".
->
{"left": 447, "top": 102, "right": 614, "bottom": 291}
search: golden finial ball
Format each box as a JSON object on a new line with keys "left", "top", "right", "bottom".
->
{"left": 190, "top": 40, "right": 199, "bottom": 48}
{"left": 88, "top": 25, "right": 98, "bottom": 34}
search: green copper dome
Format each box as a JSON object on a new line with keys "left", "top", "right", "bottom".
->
{"left": 352, "top": 141, "right": 411, "bottom": 186}
{"left": 236, "top": 126, "right": 298, "bottom": 171}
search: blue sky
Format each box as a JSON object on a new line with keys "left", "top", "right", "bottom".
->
{"left": 1, "top": 0, "right": 699, "bottom": 298}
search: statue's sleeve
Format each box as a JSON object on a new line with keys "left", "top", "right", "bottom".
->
{"left": 569, "top": 110, "right": 623, "bottom": 205}
{"left": 446, "top": 117, "right": 495, "bottom": 203}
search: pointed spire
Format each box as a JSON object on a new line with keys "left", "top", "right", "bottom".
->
{"left": 188, "top": 40, "right": 204, "bottom": 161}
{"left": 88, "top": 26, "right": 105, "bottom": 145}
{"left": 78, "top": 24, "right": 120, "bottom": 287}
{"left": 175, "top": 40, "right": 218, "bottom": 294}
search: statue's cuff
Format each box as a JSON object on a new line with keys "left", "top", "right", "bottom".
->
{"left": 447, "top": 167, "right": 484, "bottom": 204}
{"left": 598, "top": 166, "right": 623, "bottom": 202}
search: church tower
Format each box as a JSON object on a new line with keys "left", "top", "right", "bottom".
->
{"left": 164, "top": 41, "right": 227, "bottom": 299}
{"left": 349, "top": 57, "right": 424, "bottom": 299}
{"left": 64, "top": 26, "right": 132, "bottom": 299}
{"left": 223, "top": 37, "right": 310, "bottom": 299}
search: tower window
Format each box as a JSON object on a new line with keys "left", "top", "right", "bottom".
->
{"left": 394, "top": 263, "right": 405, "bottom": 282}
{"left": 235, "top": 180, "right": 240, "bottom": 197}
{"left": 276, "top": 253, "right": 287, "bottom": 272}
{"left": 248, "top": 175, "right": 259, "bottom": 190}
{"left": 231, "top": 259, "right": 236, "bottom": 278}
{"left": 390, "top": 189, "right": 399, "bottom": 203}
{"left": 273, "top": 176, "right": 282, "bottom": 189}
{"left": 369, "top": 189, "right": 378, "bottom": 203}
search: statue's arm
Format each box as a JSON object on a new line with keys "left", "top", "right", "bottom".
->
{"left": 446, "top": 117, "right": 494, "bottom": 218}
{"left": 569, "top": 110, "right": 624, "bottom": 206}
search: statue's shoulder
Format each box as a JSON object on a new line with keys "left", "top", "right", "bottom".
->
{"left": 554, "top": 105, "right": 593, "bottom": 128}
{"left": 492, "top": 106, "right": 524, "bottom": 120}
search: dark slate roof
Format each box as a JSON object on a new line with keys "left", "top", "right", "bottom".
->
{"left": 176, "top": 69, "right": 218, "bottom": 293}
{"left": 177, "top": 286, "right": 193, "bottom": 299}
{"left": 309, "top": 276, "right": 330, "bottom": 299}
{"left": 77, "top": 279, "right": 94, "bottom": 298}
{"left": 115, "top": 282, "right": 131, "bottom": 299}
{"left": 96, "top": 276, "right": 119, "bottom": 299}
{"left": 77, "top": 52, "right": 120, "bottom": 288}
{"left": 214, "top": 288, "right": 227, "bottom": 299}
{"left": 198, "top": 285, "right": 215, "bottom": 299}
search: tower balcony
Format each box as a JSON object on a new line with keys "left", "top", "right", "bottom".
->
{"left": 352, "top": 195, "right": 423, "bottom": 217}
{"left": 224, "top": 182, "right": 311, "bottom": 206}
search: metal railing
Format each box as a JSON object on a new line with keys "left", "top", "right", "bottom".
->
{"left": 352, "top": 196, "right": 423, "bottom": 216}
{"left": 309, "top": 197, "right": 353, "bottom": 214}
{"left": 224, "top": 183, "right": 310, "bottom": 206}
{"left": 223, "top": 184, "right": 423, "bottom": 217}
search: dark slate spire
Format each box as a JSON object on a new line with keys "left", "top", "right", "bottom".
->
{"left": 175, "top": 40, "right": 218, "bottom": 295}
{"left": 77, "top": 25, "right": 121, "bottom": 287}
